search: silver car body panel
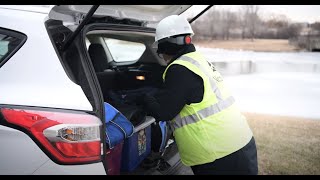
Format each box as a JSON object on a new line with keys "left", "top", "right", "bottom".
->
{"left": 0, "top": 6, "right": 104, "bottom": 175}
{"left": 0, "top": 7, "right": 93, "bottom": 111}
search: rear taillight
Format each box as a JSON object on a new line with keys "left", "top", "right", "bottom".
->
{"left": 0, "top": 108, "right": 102, "bottom": 164}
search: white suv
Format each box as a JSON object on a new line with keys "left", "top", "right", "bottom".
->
{"left": 0, "top": 5, "right": 201, "bottom": 175}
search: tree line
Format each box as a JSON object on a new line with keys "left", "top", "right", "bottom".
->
{"left": 191, "top": 5, "right": 320, "bottom": 41}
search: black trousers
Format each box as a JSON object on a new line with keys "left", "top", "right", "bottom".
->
{"left": 191, "top": 137, "right": 258, "bottom": 175}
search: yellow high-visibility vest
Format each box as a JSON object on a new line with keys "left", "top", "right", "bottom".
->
{"left": 163, "top": 51, "right": 253, "bottom": 166}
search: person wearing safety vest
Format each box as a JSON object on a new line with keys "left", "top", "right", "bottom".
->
{"left": 139, "top": 15, "right": 258, "bottom": 175}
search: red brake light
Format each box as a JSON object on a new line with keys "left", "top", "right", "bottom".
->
{"left": 1, "top": 108, "right": 102, "bottom": 164}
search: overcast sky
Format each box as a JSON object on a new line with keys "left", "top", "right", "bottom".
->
{"left": 186, "top": 5, "right": 320, "bottom": 23}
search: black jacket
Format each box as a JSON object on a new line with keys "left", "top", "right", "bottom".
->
{"left": 142, "top": 44, "right": 204, "bottom": 122}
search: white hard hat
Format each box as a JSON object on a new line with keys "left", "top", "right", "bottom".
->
{"left": 153, "top": 15, "right": 194, "bottom": 48}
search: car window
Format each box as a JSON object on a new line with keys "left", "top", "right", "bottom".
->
{"left": 104, "top": 38, "right": 146, "bottom": 63}
{"left": 0, "top": 35, "right": 9, "bottom": 60}
{"left": 0, "top": 29, "right": 26, "bottom": 67}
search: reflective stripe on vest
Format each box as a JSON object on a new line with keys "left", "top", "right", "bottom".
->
{"left": 171, "top": 55, "right": 235, "bottom": 130}
{"left": 173, "top": 96, "right": 235, "bottom": 129}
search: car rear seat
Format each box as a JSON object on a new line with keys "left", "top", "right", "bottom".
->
{"left": 88, "top": 43, "right": 110, "bottom": 73}
{"left": 88, "top": 44, "right": 149, "bottom": 128}
{"left": 88, "top": 43, "right": 117, "bottom": 101}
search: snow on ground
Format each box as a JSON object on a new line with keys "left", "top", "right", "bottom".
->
{"left": 197, "top": 46, "right": 320, "bottom": 63}
{"left": 197, "top": 47, "right": 320, "bottom": 119}
{"left": 224, "top": 72, "right": 320, "bottom": 119}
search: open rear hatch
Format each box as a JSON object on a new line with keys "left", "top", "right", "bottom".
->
{"left": 47, "top": 5, "right": 213, "bottom": 175}
{"left": 49, "top": 5, "right": 192, "bottom": 26}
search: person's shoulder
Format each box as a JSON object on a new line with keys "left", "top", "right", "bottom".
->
{"left": 166, "top": 63, "right": 202, "bottom": 84}
{"left": 167, "top": 63, "right": 191, "bottom": 74}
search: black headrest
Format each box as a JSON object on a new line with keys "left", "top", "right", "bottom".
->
{"left": 88, "top": 44, "right": 109, "bottom": 72}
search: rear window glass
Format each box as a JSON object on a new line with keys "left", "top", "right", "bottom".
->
{"left": 0, "top": 29, "right": 26, "bottom": 67}
{"left": 104, "top": 38, "right": 146, "bottom": 63}
{"left": 0, "top": 37, "right": 9, "bottom": 60}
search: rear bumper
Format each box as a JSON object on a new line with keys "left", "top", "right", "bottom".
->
{"left": 33, "top": 160, "right": 106, "bottom": 175}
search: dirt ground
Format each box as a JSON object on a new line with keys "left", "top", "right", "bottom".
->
{"left": 244, "top": 112, "right": 320, "bottom": 175}
{"left": 194, "top": 39, "right": 301, "bottom": 52}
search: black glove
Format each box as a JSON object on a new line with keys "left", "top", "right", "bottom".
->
{"left": 117, "top": 104, "right": 147, "bottom": 126}
{"left": 135, "top": 94, "right": 147, "bottom": 107}
{"left": 141, "top": 94, "right": 162, "bottom": 121}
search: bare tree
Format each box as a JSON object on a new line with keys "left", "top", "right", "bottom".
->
{"left": 239, "top": 6, "right": 249, "bottom": 39}
{"left": 190, "top": 7, "right": 219, "bottom": 40}
{"left": 190, "top": 20, "right": 201, "bottom": 40}
{"left": 221, "top": 11, "right": 237, "bottom": 40}
{"left": 311, "top": 22, "right": 320, "bottom": 32}
{"left": 206, "top": 8, "right": 223, "bottom": 40}
{"left": 287, "top": 23, "right": 303, "bottom": 38}
{"left": 265, "top": 15, "right": 290, "bottom": 39}
{"left": 208, "top": 7, "right": 217, "bottom": 39}
{"left": 242, "top": 5, "right": 260, "bottom": 41}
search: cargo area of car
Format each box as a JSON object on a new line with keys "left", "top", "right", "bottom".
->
{"left": 84, "top": 28, "right": 175, "bottom": 175}
{"left": 45, "top": 18, "right": 191, "bottom": 174}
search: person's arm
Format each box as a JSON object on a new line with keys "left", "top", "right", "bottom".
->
{"left": 142, "top": 64, "right": 203, "bottom": 122}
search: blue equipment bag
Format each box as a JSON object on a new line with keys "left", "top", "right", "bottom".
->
{"left": 104, "top": 102, "right": 134, "bottom": 149}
